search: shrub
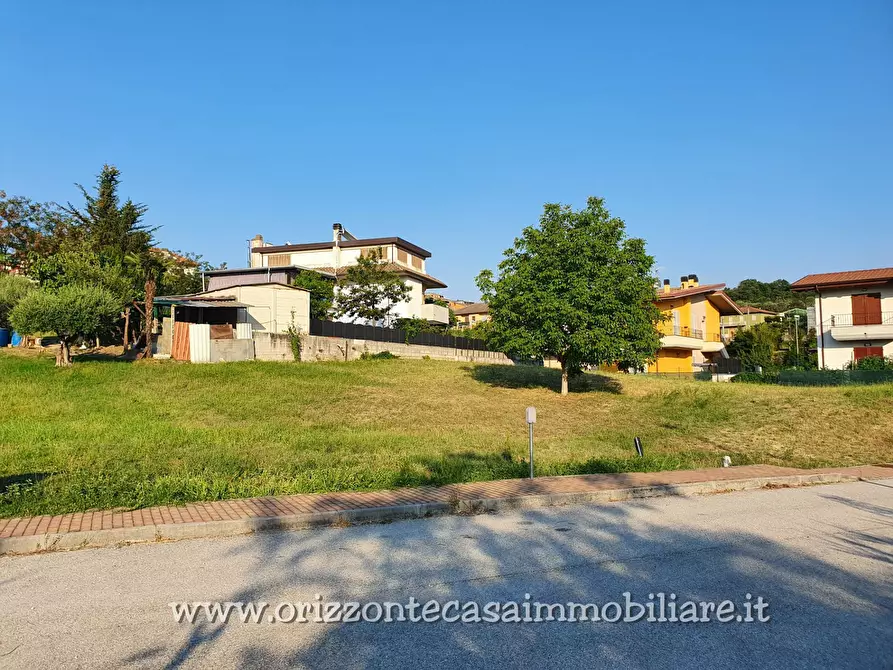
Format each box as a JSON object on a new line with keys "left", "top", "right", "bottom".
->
{"left": 731, "top": 372, "right": 779, "bottom": 384}
{"left": 360, "top": 351, "right": 398, "bottom": 360}
{"left": 846, "top": 355, "right": 893, "bottom": 371}
{"left": 0, "top": 273, "right": 35, "bottom": 329}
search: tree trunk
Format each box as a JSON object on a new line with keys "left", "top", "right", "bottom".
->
{"left": 560, "top": 360, "right": 569, "bottom": 396}
{"left": 122, "top": 307, "right": 131, "bottom": 351}
{"left": 143, "top": 278, "right": 156, "bottom": 359}
{"left": 56, "top": 339, "right": 72, "bottom": 367}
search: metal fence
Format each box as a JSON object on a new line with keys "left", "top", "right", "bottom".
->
{"left": 308, "top": 319, "right": 492, "bottom": 351}
{"left": 778, "top": 369, "right": 893, "bottom": 386}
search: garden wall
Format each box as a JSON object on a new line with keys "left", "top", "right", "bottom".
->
{"left": 252, "top": 332, "right": 513, "bottom": 365}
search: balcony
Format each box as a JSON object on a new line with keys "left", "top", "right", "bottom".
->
{"left": 701, "top": 332, "right": 726, "bottom": 353}
{"left": 827, "top": 312, "right": 893, "bottom": 342}
{"left": 658, "top": 325, "right": 704, "bottom": 350}
{"left": 421, "top": 302, "right": 450, "bottom": 325}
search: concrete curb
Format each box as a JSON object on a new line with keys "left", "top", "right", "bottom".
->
{"left": 0, "top": 472, "right": 862, "bottom": 556}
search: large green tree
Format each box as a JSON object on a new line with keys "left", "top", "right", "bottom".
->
{"left": 62, "top": 165, "right": 158, "bottom": 353}
{"left": 334, "top": 251, "right": 410, "bottom": 325}
{"left": 63, "top": 165, "right": 153, "bottom": 264}
{"left": 0, "top": 191, "right": 74, "bottom": 272}
{"left": 10, "top": 284, "right": 120, "bottom": 366}
{"left": 477, "top": 197, "right": 663, "bottom": 395}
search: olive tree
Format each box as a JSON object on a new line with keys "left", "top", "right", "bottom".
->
{"left": 10, "top": 284, "right": 120, "bottom": 366}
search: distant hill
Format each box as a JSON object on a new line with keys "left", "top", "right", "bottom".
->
{"left": 726, "top": 279, "right": 815, "bottom": 312}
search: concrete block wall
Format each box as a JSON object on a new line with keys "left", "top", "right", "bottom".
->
{"left": 252, "top": 332, "right": 513, "bottom": 365}
{"left": 253, "top": 333, "right": 296, "bottom": 361}
{"left": 210, "top": 339, "right": 255, "bottom": 362}
{"left": 303, "top": 334, "right": 513, "bottom": 364}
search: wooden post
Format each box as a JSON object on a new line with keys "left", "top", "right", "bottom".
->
{"left": 123, "top": 307, "right": 131, "bottom": 351}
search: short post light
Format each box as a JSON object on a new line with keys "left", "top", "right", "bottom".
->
{"left": 526, "top": 406, "right": 537, "bottom": 479}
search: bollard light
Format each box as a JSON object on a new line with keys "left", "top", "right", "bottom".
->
{"left": 526, "top": 407, "right": 536, "bottom": 479}
{"left": 634, "top": 437, "right": 644, "bottom": 458}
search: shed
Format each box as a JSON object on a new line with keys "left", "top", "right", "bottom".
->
{"left": 197, "top": 283, "right": 310, "bottom": 334}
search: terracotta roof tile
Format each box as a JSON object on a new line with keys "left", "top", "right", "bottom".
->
{"left": 655, "top": 283, "right": 726, "bottom": 301}
{"left": 791, "top": 268, "right": 893, "bottom": 290}
{"left": 454, "top": 302, "right": 489, "bottom": 316}
{"left": 316, "top": 264, "right": 447, "bottom": 289}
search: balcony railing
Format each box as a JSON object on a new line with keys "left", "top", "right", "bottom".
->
{"left": 658, "top": 325, "right": 703, "bottom": 339}
{"left": 705, "top": 332, "right": 723, "bottom": 342}
{"left": 826, "top": 312, "right": 893, "bottom": 327}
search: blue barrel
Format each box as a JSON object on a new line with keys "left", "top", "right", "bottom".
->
{"left": 0, "top": 329, "right": 9, "bottom": 347}
{"left": 10, "top": 331, "right": 22, "bottom": 347}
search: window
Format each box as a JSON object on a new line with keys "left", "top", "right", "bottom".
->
{"left": 268, "top": 253, "right": 291, "bottom": 266}
{"left": 361, "top": 247, "right": 385, "bottom": 260}
{"left": 411, "top": 255, "right": 422, "bottom": 270}
{"left": 397, "top": 249, "right": 408, "bottom": 264}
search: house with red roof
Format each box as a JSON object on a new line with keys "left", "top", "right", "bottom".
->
{"left": 792, "top": 267, "right": 893, "bottom": 369}
{"left": 648, "top": 274, "right": 741, "bottom": 373}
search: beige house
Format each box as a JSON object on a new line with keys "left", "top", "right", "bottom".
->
{"left": 454, "top": 302, "right": 490, "bottom": 328}
{"left": 248, "top": 224, "right": 449, "bottom": 324}
{"left": 792, "top": 267, "right": 893, "bottom": 369}
{"left": 720, "top": 305, "right": 780, "bottom": 341}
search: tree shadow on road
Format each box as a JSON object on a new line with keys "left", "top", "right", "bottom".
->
{"left": 122, "top": 481, "right": 893, "bottom": 669}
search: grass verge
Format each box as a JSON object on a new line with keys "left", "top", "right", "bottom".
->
{"left": 1, "top": 351, "right": 891, "bottom": 517}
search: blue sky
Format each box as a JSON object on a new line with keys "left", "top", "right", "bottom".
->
{"left": 3, "top": 1, "right": 891, "bottom": 299}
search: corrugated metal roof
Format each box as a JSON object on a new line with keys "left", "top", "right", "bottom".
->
{"left": 154, "top": 296, "right": 249, "bottom": 308}
{"left": 791, "top": 267, "right": 893, "bottom": 290}
{"left": 202, "top": 265, "right": 336, "bottom": 278}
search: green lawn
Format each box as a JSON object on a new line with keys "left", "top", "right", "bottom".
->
{"left": 1, "top": 350, "right": 892, "bottom": 518}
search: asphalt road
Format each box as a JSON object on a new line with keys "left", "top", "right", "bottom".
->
{"left": 2, "top": 479, "right": 892, "bottom": 669}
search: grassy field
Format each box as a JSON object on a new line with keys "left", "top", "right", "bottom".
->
{"left": 1, "top": 350, "right": 892, "bottom": 518}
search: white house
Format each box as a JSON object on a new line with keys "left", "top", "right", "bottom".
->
{"left": 791, "top": 267, "right": 893, "bottom": 369}
{"left": 247, "top": 224, "right": 449, "bottom": 325}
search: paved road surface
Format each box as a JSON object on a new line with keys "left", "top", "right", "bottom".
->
{"left": 2, "top": 479, "right": 892, "bottom": 669}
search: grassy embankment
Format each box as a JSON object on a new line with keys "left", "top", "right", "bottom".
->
{"left": 1, "top": 350, "right": 891, "bottom": 517}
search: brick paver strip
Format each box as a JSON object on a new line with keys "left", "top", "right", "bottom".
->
{"left": 1, "top": 464, "right": 891, "bottom": 547}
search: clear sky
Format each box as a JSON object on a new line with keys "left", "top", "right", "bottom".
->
{"left": 3, "top": 1, "right": 891, "bottom": 299}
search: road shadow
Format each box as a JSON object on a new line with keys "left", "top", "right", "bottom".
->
{"left": 122, "top": 481, "right": 893, "bottom": 669}
{"left": 466, "top": 365, "right": 623, "bottom": 394}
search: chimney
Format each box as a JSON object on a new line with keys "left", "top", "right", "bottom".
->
{"left": 249, "top": 234, "right": 265, "bottom": 268}
{"left": 680, "top": 275, "right": 689, "bottom": 289}
{"left": 688, "top": 274, "right": 699, "bottom": 287}
{"left": 333, "top": 223, "right": 343, "bottom": 244}
{"left": 663, "top": 279, "right": 671, "bottom": 294}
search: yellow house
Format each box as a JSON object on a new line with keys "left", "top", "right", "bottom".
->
{"left": 454, "top": 302, "right": 491, "bottom": 328}
{"left": 648, "top": 275, "right": 741, "bottom": 373}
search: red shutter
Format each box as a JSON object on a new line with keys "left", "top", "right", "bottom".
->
{"left": 852, "top": 294, "right": 882, "bottom": 325}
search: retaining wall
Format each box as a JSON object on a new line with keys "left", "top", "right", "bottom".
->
{"left": 253, "top": 332, "right": 512, "bottom": 364}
